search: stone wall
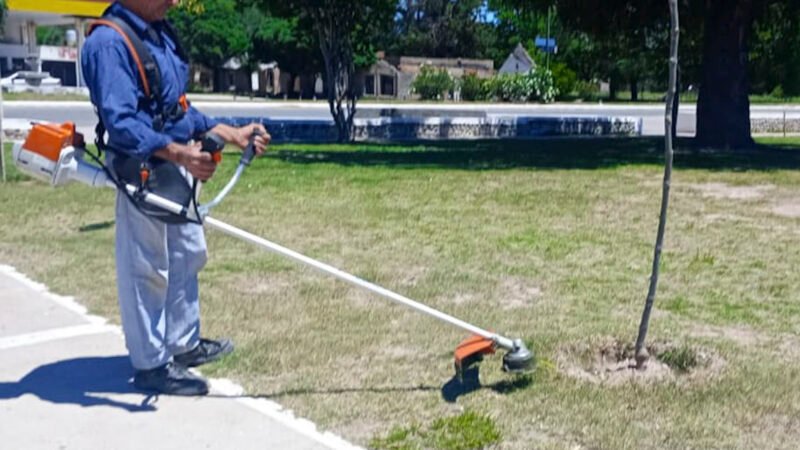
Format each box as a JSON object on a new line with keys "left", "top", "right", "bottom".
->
{"left": 215, "top": 115, "right": 643, "bottom": 143}
{"left": 750, "top": 115, "right": 800, "bottom": 134}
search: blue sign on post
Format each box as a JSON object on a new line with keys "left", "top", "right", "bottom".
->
{"left": 535, "top": 37, "right": 557, "bottom": 54}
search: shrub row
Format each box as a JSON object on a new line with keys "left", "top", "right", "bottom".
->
{"left": 412, "top": 66, "right": 560, "bottom": 103}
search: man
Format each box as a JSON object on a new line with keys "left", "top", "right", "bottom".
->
{"left": 82, "top": 0, "right": 270, "bottom": 396}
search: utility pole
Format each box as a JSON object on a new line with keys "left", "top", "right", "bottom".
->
{"left": 546, "top": 6, "right": 552, "bottom": 71}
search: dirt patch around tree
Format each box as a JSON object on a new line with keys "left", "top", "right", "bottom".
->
{"left": 557, "top": 337, "right": 725, "bottom": 386}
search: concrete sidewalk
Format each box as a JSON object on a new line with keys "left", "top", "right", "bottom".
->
{"left": 0, "top": 265, "right": 359, "bottom": 450}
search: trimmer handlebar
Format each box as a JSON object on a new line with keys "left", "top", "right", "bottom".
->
{"left": 201, "top": 132, "right": 226, "bottom": 164}
{"left": 239, "top": 130, "right": 262, "bottom": 167}
{"left": 200, "top": 130, "right": 260, "bottom": 167}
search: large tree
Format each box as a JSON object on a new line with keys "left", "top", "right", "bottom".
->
{"left": 244, "top": 4, "right": 321, "bottom": 93}
{"left": 498, "top": 0, "right": 792, "bottom": 149}
{"left": 392, "top": 0, "right": 497, "bottom": 59}
{"left": 694, "top": 0, "right": 755, "bottom": 148}
{"left": 750, "top": 2, "right": 800, "bottom": 96}
{"left": 169, "top": 0, "right": 250, "bottom": 69}
{"left": 270, "top": 0, "right": 395, "bottom": 142}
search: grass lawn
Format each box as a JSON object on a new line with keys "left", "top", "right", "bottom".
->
{"left": 2, "top": 137, "right": 800, "bottom": 449}
{"left": 1, "top": 91, "right": 89, "bottom": 101}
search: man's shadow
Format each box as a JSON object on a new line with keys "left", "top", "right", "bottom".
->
{"left": 0, "top": 356, "right": 156, "bottom": 412}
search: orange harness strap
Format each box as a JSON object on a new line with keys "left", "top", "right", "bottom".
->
{"left": 87, "top": 19, "right": 152, "bottom": 99}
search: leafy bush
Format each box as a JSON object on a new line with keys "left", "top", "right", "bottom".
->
{"left": 495, "top": 68, "right": 558, "bottom": 103}
{"left": 529, "top": 68, "right": 558, "bottom": 102}
{"left": 459, "top": 73, "right": 493, "bottom": 102}
{"left": 496, "top": 73, "right": 531, "bottom": 102}
{"left": 482, "top": 76, "right": 502, "bottom": 100}
{"left": 412, "top": 66, "right": 455, "bottom": 100}
{"left": 575, "top": 80, "right": 601, "bottom": 99}
{"left": 550, "top": 62, "right": 578, "bottom": 98}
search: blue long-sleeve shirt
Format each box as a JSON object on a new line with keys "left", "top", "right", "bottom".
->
{"left": 81, "top": 2, "right": 217, "bottom": 160}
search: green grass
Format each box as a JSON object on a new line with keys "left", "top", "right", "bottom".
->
{"left": 2, "top": 91, "right": 89, "bottom": 101}
{"left": 370, "top": 411, "right": 501, "bottom": 450}
{"left": 658, "top": 346, "right": 700, "bottom": 373}
{"left": 3, "top": 137, "right": 800, "bottom": 449}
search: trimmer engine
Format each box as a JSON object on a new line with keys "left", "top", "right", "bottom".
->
{"left": 12, "top": 122, "right": 110, "bottom": 188}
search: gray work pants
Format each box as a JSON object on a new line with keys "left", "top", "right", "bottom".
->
{"left": 113, "top": 169, "right": 207, "bottom": 371}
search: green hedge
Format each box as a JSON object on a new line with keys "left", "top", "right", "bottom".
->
{"left": 412, "top": 66, "right": 455, "bottom": 100}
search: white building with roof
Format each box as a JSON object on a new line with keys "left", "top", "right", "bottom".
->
{"left": 498, "top": 43, "right": 535, "bottom": 75}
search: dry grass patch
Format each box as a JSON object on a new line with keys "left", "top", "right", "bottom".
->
{"left": 772, "top": 199, "right": 800, "bottom": 218}
{"left": 686, "top": 182, "right": 775, "bottom": 200}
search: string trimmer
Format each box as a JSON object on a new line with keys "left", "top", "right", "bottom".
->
{"left": 12, "top": 121, "right": 535, "bottom": 378}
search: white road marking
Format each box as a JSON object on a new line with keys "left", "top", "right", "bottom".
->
{"left": 0, "top": 323, "right": 118, "bottom": 351}
{"left": 0, "top": 264, "right": 363, "bottom": 450}
{"left": 210, "top": 378, "right": 365, "bottom": 450}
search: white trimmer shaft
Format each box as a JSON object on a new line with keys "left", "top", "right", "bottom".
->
{"left": 13, "top": 124, "right": 534, "bottom": 375}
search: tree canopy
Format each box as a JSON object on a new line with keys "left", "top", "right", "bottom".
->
{"left": 391, "top": 0, "right": 496, "bottom": 59}
{"left": 266, "top": 0, "right": 396, "bottom": 141}
{"left": 169, "top": 0, "right": 250, "bottom": 69}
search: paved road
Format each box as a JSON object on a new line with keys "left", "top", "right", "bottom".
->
{"left": 5, "top": 99, "right": 800, "bottom": 139}
{"left": 0, "top": 265, "right": 359, "bottom": 450}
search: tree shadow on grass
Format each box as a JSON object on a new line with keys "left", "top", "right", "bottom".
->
{"left": 0, "top": 356, "right": 156, "bottom": 412}
{"left": 269, "top": 138, "right": 800, "bottom": 172}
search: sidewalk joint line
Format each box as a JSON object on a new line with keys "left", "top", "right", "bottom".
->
{"left": 0, "top": 323, "right": 119, "bottom": 351}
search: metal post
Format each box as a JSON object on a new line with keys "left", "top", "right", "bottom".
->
{"left": 546, "top": 6, "right": 552, "bottom": 71}
{"left": 75, "top": 19, "right": 86, "bottom": 87}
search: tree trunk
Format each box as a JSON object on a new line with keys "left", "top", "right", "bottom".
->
{"left": 315, "top": 8, "right": 356, "bottom": 143}
{"left": 635, "top": 0, "right": 679, "bottom": 370}
{"left": 786, "top": 18, "right": 800, "bottom": 96}
{"left": 609, "top": 74, "right": 619, "bottom": 100}
{"left": 695, "top": 0, "right": 754, "bottom": 148}
{"left": 672, "top": 67, "right": 680, "bottom": 140}
{"left": 630, "top": 78, "right": 639, "bottom": 102}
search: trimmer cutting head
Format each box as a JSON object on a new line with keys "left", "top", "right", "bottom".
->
{"left": 502, "top": 339, "right": 535, "bottom": 373}
{"left": 454, "top": 335, "right": 535, "bottom": 379}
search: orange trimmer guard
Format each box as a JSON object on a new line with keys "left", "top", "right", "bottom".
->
{"left": 454, "top": 334, "right": 495, "bottom": 379}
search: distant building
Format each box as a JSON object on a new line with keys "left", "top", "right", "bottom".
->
{"left": 360, "top": 54, "right": 495, "bottom": 100}
{"left": 361, "top": 59, "right": 400, "bottom": 98}
{"left": 498, "top": 43, "right": 535, "bottom": 75}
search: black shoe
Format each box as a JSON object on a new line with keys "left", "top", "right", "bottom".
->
{"left": 174, "top": 338, "right": 234, "bottom": 368}
{"left": 133, "top": 362, "right": 209, "bottom": 396}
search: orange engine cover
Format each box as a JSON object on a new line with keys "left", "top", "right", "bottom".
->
{"left": 22, "top": 122, "right": 77, "bottom": 162}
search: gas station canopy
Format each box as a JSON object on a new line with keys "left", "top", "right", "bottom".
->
{"left": 7, "top": 0, "right": 111, "bottom": 20}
